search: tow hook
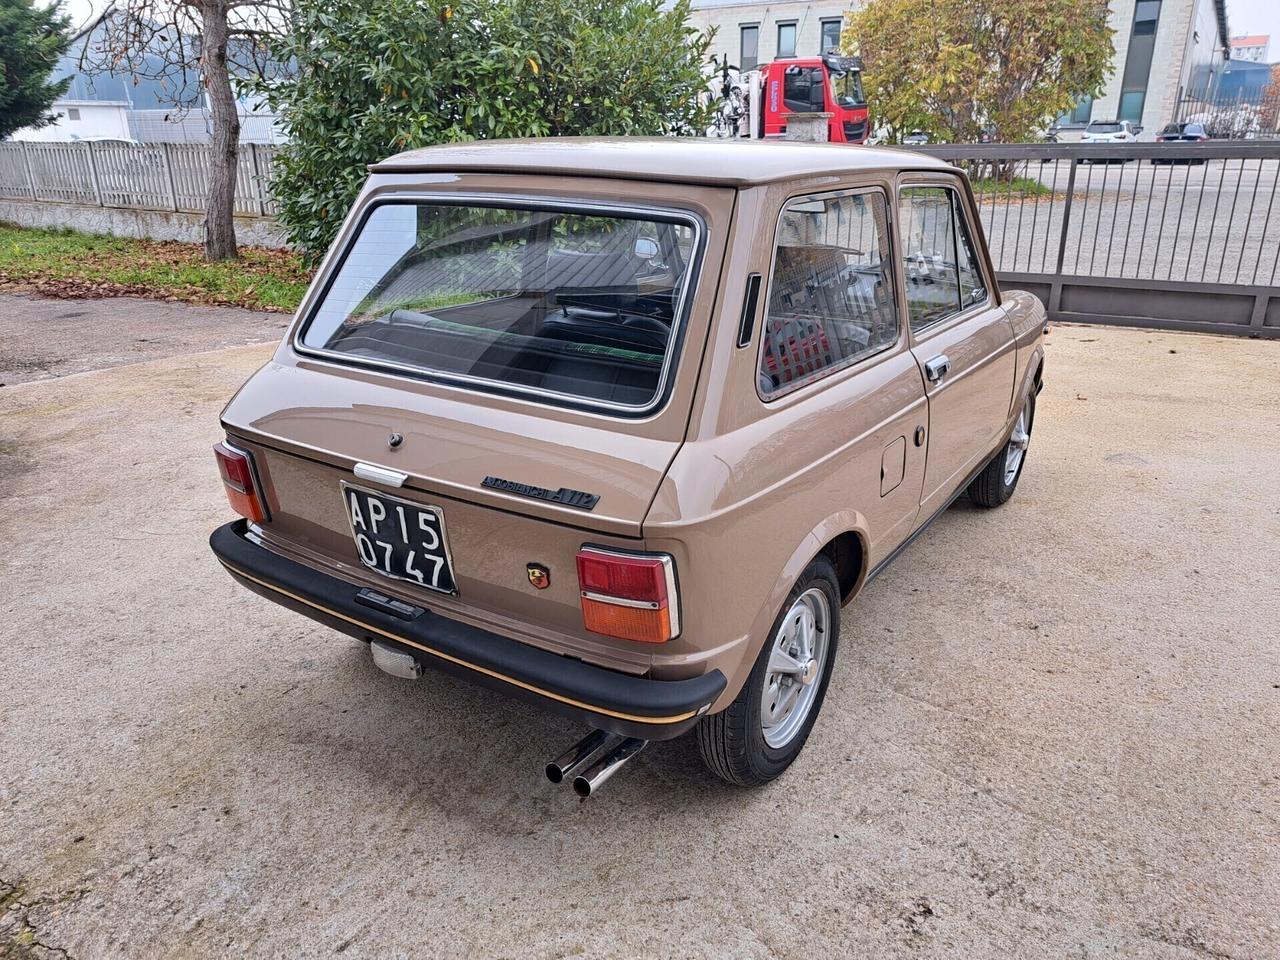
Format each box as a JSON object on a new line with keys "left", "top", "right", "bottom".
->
{"left": 546, "top": 730, "right": 648, "bottom": 797}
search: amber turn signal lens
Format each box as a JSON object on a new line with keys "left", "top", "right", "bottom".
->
{"left": 581, "top": 596, "right": 673, "bottom": 644}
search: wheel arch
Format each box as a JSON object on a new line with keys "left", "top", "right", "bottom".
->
{"left": 701, "top": 511, "right": 870, "bottom": 713}
{"left": 783, "top": 510, "right": 870, "bottom": 610}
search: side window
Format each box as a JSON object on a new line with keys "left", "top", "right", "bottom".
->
{"left": 783, "top": 67, "right": 825, "bottom": 112}
{"left": 899, "top": 185, "right": 987, "bottom": 332}
{"left": 759, "top": 190, "right": 899, "bottom": 397}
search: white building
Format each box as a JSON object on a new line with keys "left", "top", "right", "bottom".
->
{"left": 9, "top": 13, "right": 283, "bottom": 145}
{"left": 1060, "top": 0, "right": 1230, "bottom": 133}
{"left": 1229, "top": 35, "right": 1270, "bottom": 63}
{"left": 686, "top": 0, "right": 1231, "bottom": 137}
{"left": 686, "top": 0, "right": 855, "bottom": 70}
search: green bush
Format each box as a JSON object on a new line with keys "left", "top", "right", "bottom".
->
{"left": 264, "top": 0, "right": 713, "bottom": 260}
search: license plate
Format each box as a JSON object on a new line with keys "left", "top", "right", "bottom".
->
{"left": 340, "top": 483, "right": 457, "bottom": 595}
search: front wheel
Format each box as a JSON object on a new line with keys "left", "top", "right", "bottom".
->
{"left": 696, "top": 557, "right": 840, "bottom": 786}
{"left": 967, "top": 393, "right": 1034, "bottom": 507}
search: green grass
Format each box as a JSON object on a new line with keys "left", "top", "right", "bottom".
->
{"left": 0, "top": 224, "right": 312, "bottom": 312}
{"left": 970, "top": 176, "right": 1055, "bottom": 198}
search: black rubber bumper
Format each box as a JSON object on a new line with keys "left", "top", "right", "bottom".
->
{"left": 209, "top": 521, "right": 725, "bottom": 740}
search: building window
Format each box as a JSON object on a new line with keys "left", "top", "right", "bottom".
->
{"left": 740, "top": 24, "right": 759, "bottom": 71}
{"left": 820, "top": 18, "right": 842, "bottom": 54}
{"left": 1060, "top": 94, "right": 1093, "bottom": 126}
{"left": 66, "top": 108, "right": 81, "bottom": 121}
{"left": 1118, "top": 0, "right": 1162, "bottom": 123}
{"left": 777, "top": 21, "right": 797, "bottom": 59}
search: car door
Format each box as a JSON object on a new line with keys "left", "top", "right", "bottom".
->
{"left": 898, "top": 177, "right": 1016, "bottom": 522}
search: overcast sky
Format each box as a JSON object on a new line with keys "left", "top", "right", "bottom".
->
{"left": 1226, "top": 0, "right": 1280, "bottom": 43}
{"left": 46, "top": 0, "right": 1280, "bottom": 55}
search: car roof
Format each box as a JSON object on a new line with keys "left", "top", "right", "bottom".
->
{"left": 371, "top": 137, "right": 955, "bottom": 187}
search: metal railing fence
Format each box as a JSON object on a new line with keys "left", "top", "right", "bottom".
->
{"left": 910, "top": 142, "right": 1280, "bottom": 337}
{"left": 0, "top": 140, "right": 279, "bottom": 218}
{"left": 2, "top": 139, "right": 1278, "bottom": 336}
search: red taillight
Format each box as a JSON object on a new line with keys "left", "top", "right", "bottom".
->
{"left": 576, "top": 547, "right": 680, "bottom": 644}
{"left": 214, "top": 440, "right": 267, "bottom": 523}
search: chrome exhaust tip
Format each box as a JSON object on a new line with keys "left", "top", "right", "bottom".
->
{"left": 370, "top": 640, "right": 422, "bottom": 680}
{"left": 545, "top": 729, "right": 611, "bottom": 784}
{"left": 572, "top": 737, "right": 647, "bottom": 797}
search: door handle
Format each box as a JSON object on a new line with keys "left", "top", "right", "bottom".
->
{"left": 924, "top": 354, "right": 951, "bottom": 383}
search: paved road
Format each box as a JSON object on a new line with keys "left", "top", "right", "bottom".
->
{"left": 0, "top": 294, "right": 287, "bottom": 385}
{"left": 974, "top": 157, "right": 1280, "bottom": 285}
{"left": 2, "top": 298, "right": 1278, "bottom": 958}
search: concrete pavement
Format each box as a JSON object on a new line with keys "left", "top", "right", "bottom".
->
{"left": 1, "top": 297, "right": 1277, "bottom": 958}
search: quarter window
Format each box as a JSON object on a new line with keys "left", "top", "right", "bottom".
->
{"left": 758, "top": 190, "right": 899, "bottom": 397}
{"left": 899, "top": 186, "right": 988, "bottom": 331}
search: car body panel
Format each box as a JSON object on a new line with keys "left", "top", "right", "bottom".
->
{"left": 213, "top": 138, "right": 1047, "bottom": 724}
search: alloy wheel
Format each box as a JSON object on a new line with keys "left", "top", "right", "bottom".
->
{"left": 760, "top": 587, "right": 831, "bottom": 748}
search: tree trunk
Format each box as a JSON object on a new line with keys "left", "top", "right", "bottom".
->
{"left": 200, "top": 0, "right": 240, "bottom": 261}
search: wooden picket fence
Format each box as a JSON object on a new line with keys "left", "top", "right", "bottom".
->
{"left": 0, "top": 141, "right": 280, "bottom": 217}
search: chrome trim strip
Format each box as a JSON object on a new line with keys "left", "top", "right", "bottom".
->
{"left": 291, "top": 193, "right": 706, "bottom": 418}
{"left": 581, "top": 591, "right": 661, "bottom": 610}
{"left": 353, "top": 462, "right": 408, "bottom": 488}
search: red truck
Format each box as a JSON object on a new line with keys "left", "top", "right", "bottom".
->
{"left": 756, "top": 54, "right": 870, "bottom": 144}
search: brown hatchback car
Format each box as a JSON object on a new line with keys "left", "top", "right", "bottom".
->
{"left": 211, "top": 138, "right": 1045, "bottom": 793}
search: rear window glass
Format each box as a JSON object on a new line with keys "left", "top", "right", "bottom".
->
{"left": 300, "top": 202, "right": 700, "bottom": 410}
{"left": 1087, "top": 122, "right": 1123, "bottom": 133}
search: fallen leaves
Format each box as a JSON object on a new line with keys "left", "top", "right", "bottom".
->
{"left": 0, "top": 227, "right": 311, "bottom": 312}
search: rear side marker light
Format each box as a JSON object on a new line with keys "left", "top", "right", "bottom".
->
{"left": 214, "top": 440, "right": 268, "bottom": 523}
{"left": 576, "top": 547, "right": 681, "bottom": 644}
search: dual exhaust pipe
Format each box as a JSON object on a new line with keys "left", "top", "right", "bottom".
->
{"left": 546, "top": 730, "right": 647, "bottom": 797}
{"left": 371, "top": 642, "right": 646, "bottom": 797}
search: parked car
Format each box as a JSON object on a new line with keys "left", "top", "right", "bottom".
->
{"left": 209, "top": 138, "right": 1047, "bottom": 793}
{"left": 1082, "top": 120, "right": 1141, "bottom": 162}
{"left": 1082, "top": 119, "right": 1141, "bottom": 143}
{"left": 1153, "top": 122, "right": 1209, "bottom": 164}
{"left": 902, "top": 130, "right": 932, "bottom": 145}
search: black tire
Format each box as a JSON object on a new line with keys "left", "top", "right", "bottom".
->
{"left": 967, "top": 392, "right": 1035, "bottom": 508}
{"left": 696, "top": 556, "right": 840, "bottom": 786}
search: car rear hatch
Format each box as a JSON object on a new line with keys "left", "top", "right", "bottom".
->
{"left": 220, "top": 173, "right": 735, "bottom": 672}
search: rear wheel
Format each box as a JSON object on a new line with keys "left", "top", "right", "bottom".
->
{"left": 967, "top": 393, "right": 1034, "bottom": 507}
{"left": 696, "top": 557, "right": 840, "bottom": 786}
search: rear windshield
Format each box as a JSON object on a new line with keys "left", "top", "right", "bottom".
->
{"left": 1087, "top": 122, "right": 1123, "bottom": 133}
{"left": 299, "top": 201, "right": 701, "bottom": 411}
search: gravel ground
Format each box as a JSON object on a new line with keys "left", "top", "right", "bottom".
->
{"left": 1, "top": 298, "right": 1278, "bottom": 959}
